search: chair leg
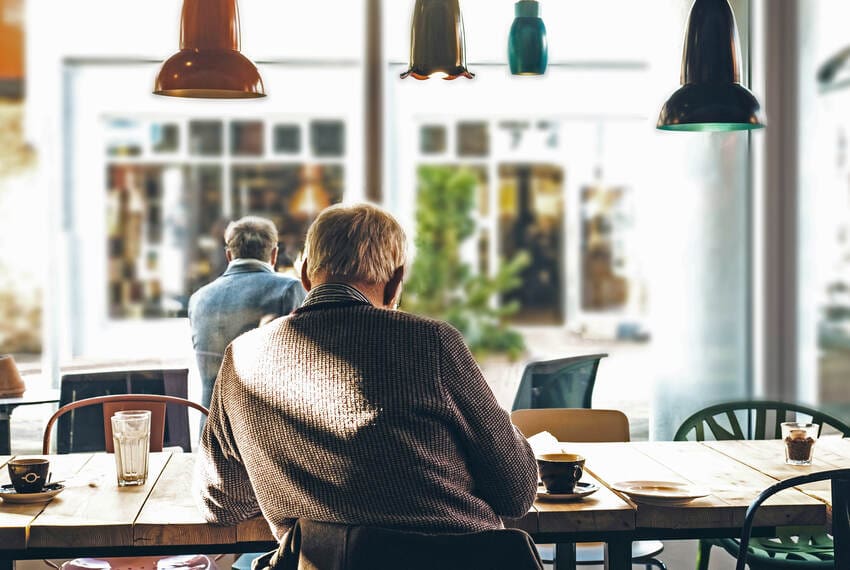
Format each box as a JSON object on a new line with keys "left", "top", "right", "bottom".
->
{"left": 645, "top": 558, "right": 666, "bottom": 570}
{"left": 696, "top": 539, "right": 712, "bottom": 570}
{"left": 552, "top": 542, "right": 576, "bottom": 570}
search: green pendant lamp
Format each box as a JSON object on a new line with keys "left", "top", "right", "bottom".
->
{"left": 401, "top": 0, "right": 474, "bottom": 80}
{"left": 657, "top": 0, "right": 764, "bottom": 132}
{"left": 508, "top": 1, "right": 548, "bottom": 76}
{"left": 154, "top": 0, "right": 265, "bottom": 99}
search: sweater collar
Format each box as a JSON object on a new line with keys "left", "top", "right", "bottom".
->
{"left": 299, "top": 283, "right": 373, "bottom": 310}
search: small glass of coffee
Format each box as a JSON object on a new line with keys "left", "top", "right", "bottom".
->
{"left": 781, "top": 422, "right": 820, "bottom": 465}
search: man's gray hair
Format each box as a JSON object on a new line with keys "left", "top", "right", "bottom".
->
{"left": 305, "top": 203, "right": 407, "bottom": 284}
{"left": 224, "top": 217, "right": 278, "bottom": 261}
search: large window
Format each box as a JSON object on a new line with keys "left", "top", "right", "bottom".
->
{"left": 387, "top": 0, "right": 754, "bottom": 439}
{"left": 60, "top": 63, "right": 362, "bottom": 362}
{"left": 103, "top": 116, "right": 346, "bottom": 319}
{"left": 798, "top": 0, "right": 850, "bottom": 423}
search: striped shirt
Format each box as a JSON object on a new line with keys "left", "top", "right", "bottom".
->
{"left": 194, "top": 284, "right": 538, "bottom": 538}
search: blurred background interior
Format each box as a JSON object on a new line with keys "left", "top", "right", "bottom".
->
{"left": 2, "top": 0, "right": 850, "bottom": 447}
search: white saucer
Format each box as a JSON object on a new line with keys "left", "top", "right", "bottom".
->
{"left": 536, "top": 481, "right": 599, "bottom": 501}
{"left": 0, "top": 483, "right": 65, "bottom": 504}
{"left": 612, "top": 480, "right": 709, "bottom": 506}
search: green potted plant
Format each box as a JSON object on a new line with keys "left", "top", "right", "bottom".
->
{"left": 405, "top": 166, "right": 528, "bottom": 360}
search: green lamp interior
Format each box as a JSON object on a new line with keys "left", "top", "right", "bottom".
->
{"left": 658, "top": 122, "right": 765, "bottom": 132}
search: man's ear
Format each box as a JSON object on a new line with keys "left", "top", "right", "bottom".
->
{"left": 300, "top": 262, "right": 312, "bottom": 292}
{"left": 270, "top": 247, "right": 279, "bottom": 268}
{"left": 225, "top": 249, "right": 233, "bottom": 263}
{"left": 383, "top": 266, "right": 405, "bottom": 307}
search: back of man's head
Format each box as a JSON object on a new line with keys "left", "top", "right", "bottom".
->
{"left": 224, "top": 217, "right": 278, "bottom": 262}
{"left": 304, "top": 203, "right": 406, "bottom": 285}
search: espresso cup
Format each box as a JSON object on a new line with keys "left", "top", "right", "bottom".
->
{"left": 537, "top": 453, "right": 585, "bottom": 494}
{"left": 8, "top": 458, "right": 50, "bottom": 494}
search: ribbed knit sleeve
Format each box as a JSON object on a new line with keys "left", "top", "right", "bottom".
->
{"left": 194, "top": 345, "right": 262, "bottom": 526}
{"left": 436, "top": 323, "right": 538, "bottom": 518}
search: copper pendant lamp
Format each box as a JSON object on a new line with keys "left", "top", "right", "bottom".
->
{"left": 154, "top": 0, "right": 265, "bottom": 99}
{"left": 401, "top": 0, "right": 474, "bottom": 80}
{"left": 657, "top": 0, "right": 764, "bottom": 132}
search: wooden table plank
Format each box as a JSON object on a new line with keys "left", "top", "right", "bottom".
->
{"left": 236, "top": 516, "right": 279, "bottom": 544}
{"left": 28, "top": 452, "right": 171, "bottom": 548}
{"left": 706, "top": 438, "right": 850, "bottom": 508}
{"left": 0, "top": 454, "right": 94, "bottom": 550}
{"left": 569, "top": 442, "right": 825, "bottom": 530}
{"left": 134, "top": 453, "right": 239, "bottom": 547}
{"left": 535, "top": 470, "right": 633, "bottom": 534}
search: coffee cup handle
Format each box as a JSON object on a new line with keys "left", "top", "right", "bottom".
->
{"left": 573, "top": 465, "right": 583, "bottom": 482}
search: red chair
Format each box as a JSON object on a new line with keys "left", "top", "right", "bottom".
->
{"left": 43, "top": 394, "right": 209, "bottom": 454}
{"left": 41, "top": 394, "right": 214, "bottom": 570}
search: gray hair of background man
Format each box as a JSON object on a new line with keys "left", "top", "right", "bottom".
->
{"left": 224, "top": 216, "right": 278, "bottom": 261}
{"left": 304, "top": 203, "right": 407, "bottom": 284}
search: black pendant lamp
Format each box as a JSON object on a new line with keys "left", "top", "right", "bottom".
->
{"left": 154, "top": 0, "right": 265, "bottom": 99}
{"left": 657, "top": 0, "right": 764, "bottom": 132}
{"left": 401, "top": 0, "right": 474, "bottom": 80}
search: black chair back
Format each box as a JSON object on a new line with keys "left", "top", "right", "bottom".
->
{"left": 736, "top": 469, "right": 850, "bottom": 570}
{"left": 511, "top": 354, "right": 607, "bottom": 411}
{"left": 57, "top": 368, "right": 190, "bottom": 453}
{"left": 256, "top": 519, "right": 544, "bottom": 570}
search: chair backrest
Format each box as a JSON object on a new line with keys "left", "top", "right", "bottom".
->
{"left": 43, "top": 394, "right": 208, "bottom": 454}
{"left": 261, "top": 519, "right": 544, "bottom": 570}
{"left": 511, "top": 353, "right": 607, "bottom": 412}
{"left": 57, "top": 368, "right": 190, "bottom": 453}
{"left": 674, "top": 400, "right": 850, "bottom": 442}
{"left": 511, "top": 408, "right": 630, "bottom": 442}
{"left": 736, "top": 469, "right": 850, "bottom": 570}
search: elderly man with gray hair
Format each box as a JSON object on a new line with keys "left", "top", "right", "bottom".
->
{"left": 188, "top": 216, "right": 306, "bottom": 410}
{"left": 195, "top": 203, "right": 538, "bottom": 538}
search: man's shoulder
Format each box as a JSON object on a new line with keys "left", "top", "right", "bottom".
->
{"left": 337, "top": 305, "right": 456, "bottom": 338}
{"left": 195, "top": 271, "right": 298, "bottom": 297}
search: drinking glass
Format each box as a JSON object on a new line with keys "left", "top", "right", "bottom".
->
{"left": 781, "top": 422, "right": 820, "bottom": 465}
{"left": 111, "top": 410, "right": 151, "bottom": 486}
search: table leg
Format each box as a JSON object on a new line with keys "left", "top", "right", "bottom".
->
{"left": 0, "top": 405, "right": 12, "bottom": 455}
{"left": 553, "top": 542, "right": 577, "bottom": 570}
{"left": 604, "top": 539, "right": 631, "bottom": 570}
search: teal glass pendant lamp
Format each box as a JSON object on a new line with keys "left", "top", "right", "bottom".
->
{"left": 401, "top": 0, "right": 474, "bottom": 80}
{"left": 657, "top": 0, "right": 765, "bottom": 132}
{"left": 508, "top": 1, "right": 548, "bottom": 76}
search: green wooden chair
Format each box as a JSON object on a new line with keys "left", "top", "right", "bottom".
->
{"left": 674, "top": 400, "right": 850, "bottom": 570}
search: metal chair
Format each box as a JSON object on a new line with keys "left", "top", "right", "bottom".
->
{"left": 43, "top": 393, "right": 208, "bottom": 454}
{"left": 43, "top": 394, "right": 211, "bottom": 570}
{"left": 736, "top": 469, "right": 850, "bottom": 570}
{"left": 55, "top": 369, "right": 193, "bottom": 453}
{"left": 511, "top": 354, "right": 607, "bottom": 412}
{"left": 675, "top": 401, "right": 850, "bottom": 570}
{"left": 511, "top": 408, "right": 666, "bottom": 570}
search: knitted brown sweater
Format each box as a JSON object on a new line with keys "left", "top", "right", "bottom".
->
{"left": 195, "top": 286, "right": 538, "bottom": 539}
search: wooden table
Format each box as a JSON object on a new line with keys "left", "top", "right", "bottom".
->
{"left": 0, "top": 440, "right": 847, "bottom": 570}
{"left": 553, "top": 439, "right": 849, "bottom": 569}
{"left": 0, "top": 391, "right": 59, "bottom": 455}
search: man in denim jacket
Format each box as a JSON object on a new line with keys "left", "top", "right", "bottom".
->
{"left": 189, "top": 216, "right": 306, "bottom": 409}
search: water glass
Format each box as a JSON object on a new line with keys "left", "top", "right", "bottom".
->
{"left": 111, "top": 410, "right": 151, "bottom": 486}
{"left": 781, "top": 422, "right": 820, "bottom": 465}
